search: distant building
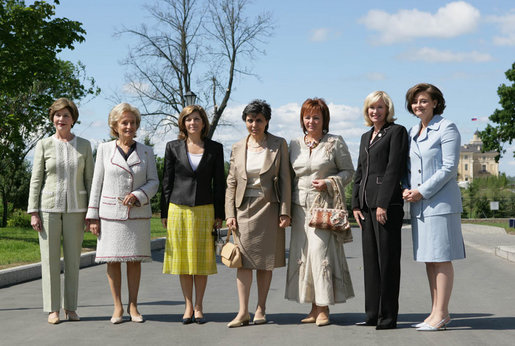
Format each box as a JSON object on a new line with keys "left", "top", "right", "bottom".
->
{"left": 458, "top": 131, "right": 499, "bottom": 183}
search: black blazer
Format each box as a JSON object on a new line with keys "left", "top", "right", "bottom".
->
{"left": 352, "top": 122, "right": 408, "bottom": 210}
{"left": 161, "top": 138, "right": 226, "bottom": 219}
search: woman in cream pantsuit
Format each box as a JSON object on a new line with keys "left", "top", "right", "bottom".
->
{"left": 87, "top": 103, "right": 159, "bottom": 324}
{"left": 28, "top": 98, "right": 94, "bottom": 324}
{"left": 225, "top": 100, "right": 291, "bottom": 327}
{"left": 285, "top": 98, "right": 354, "bottom": 327}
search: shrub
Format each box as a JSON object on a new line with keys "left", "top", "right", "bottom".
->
{"left": 7, "top": 209, "right": 31, "bottom": 228}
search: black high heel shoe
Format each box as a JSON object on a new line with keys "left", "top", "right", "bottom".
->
{"left": 182, "top": 317, "right": 194, "bottom": 325}
{"left": 195, "top": 316, "right": 206, "bottom": 324}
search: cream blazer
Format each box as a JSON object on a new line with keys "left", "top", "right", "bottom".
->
{"left": 86, "top": 140, "right": 159, "bottom": 221}
{"left": 27, "top": 136, "right": 94, "bottom": 213}
{"left": 225, "top": 133, "right": 291, "bottom": 219}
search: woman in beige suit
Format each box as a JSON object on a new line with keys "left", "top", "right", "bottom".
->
{"left": 28, "top": 98, "right": 94, "bottom": 324}
{"left": 285, "top": 98, "right": 355, "bottom": 326}
{"left": 225, "top": 99, "right": 291, "bottom": 327}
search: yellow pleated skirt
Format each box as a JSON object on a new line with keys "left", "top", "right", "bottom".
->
{"left": 162, "top": 203, "right": 217, "bottom": 275}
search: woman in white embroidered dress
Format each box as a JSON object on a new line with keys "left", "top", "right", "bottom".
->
{"left": 285, "top": 98, "right": 355, "bottom": 326}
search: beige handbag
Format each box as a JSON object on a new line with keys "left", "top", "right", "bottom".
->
{"left": 308, "top": 178, "right": 353, "bottom": 243}
{"left": 221, "top": 227, "right": 242, "bottom": 268}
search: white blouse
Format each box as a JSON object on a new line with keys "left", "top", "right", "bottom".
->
{"left": 187, "top": 152, "right": 203, "bottom": 171}
{"left": 245, "top": 149, "right": 266, "bottom": 197}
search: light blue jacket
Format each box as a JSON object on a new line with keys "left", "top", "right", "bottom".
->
{"left": 407, "top": 115, "right": 463, "bottom": 218}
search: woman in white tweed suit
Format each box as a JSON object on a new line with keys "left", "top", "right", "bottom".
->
{"left": 28, "top": 98, "right": 94, "bottom": 324}
{"left": 86, "top": 103, "right": 158, "bottom": 324}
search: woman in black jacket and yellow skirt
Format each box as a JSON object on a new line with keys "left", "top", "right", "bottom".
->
{"left": 161, "top": 105, "right": 225, "bottom": 324}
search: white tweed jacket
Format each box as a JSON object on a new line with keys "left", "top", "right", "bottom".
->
{"left": 27, "top": 136, "right": 94, "bottom": 214}
{"left": 86, "top": 140, "right": 159, "bottom": 221}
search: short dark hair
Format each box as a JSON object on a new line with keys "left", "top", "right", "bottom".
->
{"left": 405, "top": 83, "right": 446, "bottom": 116}
{"left": 178, "top": 105, "right": 210, "bottom": 140}
{"left": 242, "top": 99, "right": 271, "bottom": 133}
{"left": 300, "top": 98, "right": 330, "bottom": 134}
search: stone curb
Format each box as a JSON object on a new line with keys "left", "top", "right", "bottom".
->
{"left": 495, "top": 246, "right": 515, "bottom": 263}
{"left": 0, "top": 237, "right": 167, "bottom": 289}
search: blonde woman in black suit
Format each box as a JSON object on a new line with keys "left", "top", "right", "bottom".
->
{"left": 161, "top": 105, "right": 225, "bottom": 324}
{"left": 352, "top": 91, "right": 408, "bottom": 330}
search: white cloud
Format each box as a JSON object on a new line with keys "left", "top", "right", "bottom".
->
{"left": 310, "top": 28, "right": 330, "bottom": 42}
{"left": 360, "top": 1, "right": 480, "bottom": 44}
{"left": 366, "top": 72, "right": 386, "bottom": 81}
{"left": 487, "top": 12, "right": 515, "bottom": 46}
{"left": 398, "top": 47, "right": 492, "bottom": 63}
{"left": 122, "top": 81, "right": 151, "bottom": 96}
{"left": 309, "top": 28, "right": 341, "bottom": 42}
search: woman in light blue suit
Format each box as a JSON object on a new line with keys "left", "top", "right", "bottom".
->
{"left": 403, "top": 83, "right": 465, "bottom": 332}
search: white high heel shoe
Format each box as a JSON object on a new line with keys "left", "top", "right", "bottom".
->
{"left": 411, "top": 322, "right": 427, "bottom": 328}
{"left": 416, "top": 316, "right": 451, "bottom": 331}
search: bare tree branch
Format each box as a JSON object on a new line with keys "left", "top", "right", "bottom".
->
{"left": 118, "top": 0, "right": 273, "bottom": 139}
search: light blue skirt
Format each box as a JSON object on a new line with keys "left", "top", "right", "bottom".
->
{"left": 411, "top": 213, "right": 466, "bottom": 262}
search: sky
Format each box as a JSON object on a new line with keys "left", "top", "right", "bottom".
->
{"left": 51, "top": 0, "right": 515, "bottom": 176}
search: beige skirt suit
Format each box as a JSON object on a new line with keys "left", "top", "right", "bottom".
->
{"left": 225, "top": 133, "right": 291, "bottom": 270}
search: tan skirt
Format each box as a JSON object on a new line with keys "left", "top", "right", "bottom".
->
{"left": 234, "top": 195, "right": 285, "bottom": 270}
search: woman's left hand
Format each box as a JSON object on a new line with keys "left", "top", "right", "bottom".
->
{"left": 403, "top": 189, "right": 423, "bottom": 203}
{"left": 122, "top": 193, "right": 138, "bottom": 206}
{"left": 213, "top": 218, "right": 222, "bottom": 229}
{"left": 311, "top": 179, "right": 327, "bottom": 191}
{"left": 279, "top": 215, "right": 291, "bottom": 228}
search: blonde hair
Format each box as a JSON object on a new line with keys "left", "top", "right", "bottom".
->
{"left": 362, "top": 91, "right": 396, "bottom": 126}
{"left": 108, "top": 103, "right": 141, "bottom": 138}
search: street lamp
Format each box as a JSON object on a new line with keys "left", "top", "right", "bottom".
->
{"left": 184, "top": 91, "right": 197, "bottom": 106}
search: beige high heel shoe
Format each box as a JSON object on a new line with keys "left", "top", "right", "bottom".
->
{"left": 301, "top": 316, "right": 316, "bottom": 323}
{"left": 48, "top": 311, "right": 60, "bottom": 324}
{"left": 110, "top": 309, "right": 124, "bottom": 324}
{"left": 64, "top": 310, "right": 80, "bottom": 321}
{"left": 227, "top": 314, "right": 250, "bottom": 328}
{"left": 315, "top": 308, "right": 330, "bottom": 327}
{"left": 127, "top": 306, "right": 144, "bottom": 323}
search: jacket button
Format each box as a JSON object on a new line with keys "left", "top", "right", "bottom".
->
{"left": 418, "top": 169, "right": 421, "bottom": 173}
{"left": 417, "top": 183, "right": 421, "bottom": 186}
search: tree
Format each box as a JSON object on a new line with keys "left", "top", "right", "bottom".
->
{"left": 0, "top": 0, "right": 100, "bottom": 226}
{"left": 480, "top": 61, "right": 515, "bottom": 161}
{"left": 119, "top": 0, "right": 273, "bottom": 138}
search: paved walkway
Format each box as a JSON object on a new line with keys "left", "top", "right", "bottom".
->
{"left": 1, "top": 224, "right": 514, "bottom": 345}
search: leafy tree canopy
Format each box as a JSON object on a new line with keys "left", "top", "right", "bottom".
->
{"left": 0, "top": 0, "right": 99, "bottom": 226}
{"left": 480, "top": 61, "right": 515, "bottom": 161}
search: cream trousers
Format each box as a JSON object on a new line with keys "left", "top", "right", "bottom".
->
{"left": 39, "top": 212, "right": 85, "bottom": 312}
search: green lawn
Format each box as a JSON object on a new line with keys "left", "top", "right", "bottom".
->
{"left": 0, "top": 216, "right": 168, "bottom": 270}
